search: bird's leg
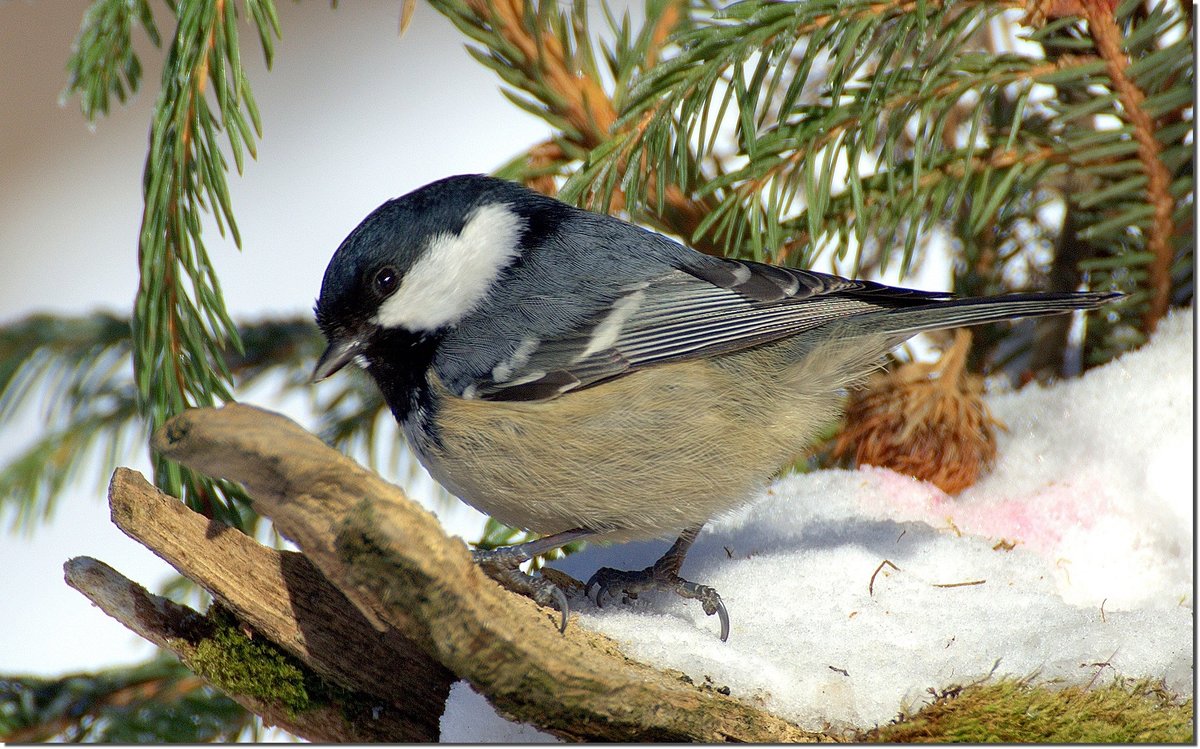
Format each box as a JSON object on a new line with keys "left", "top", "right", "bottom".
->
{"left": 472, "top": 527, "right": 593, "bottom": 633}
{"left": 586, "top": 525, "right": 730, "bottom": 641}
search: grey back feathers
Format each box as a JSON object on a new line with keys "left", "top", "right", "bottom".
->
{"left": 438, "top": 215, "right": 1117, "bottom": 401}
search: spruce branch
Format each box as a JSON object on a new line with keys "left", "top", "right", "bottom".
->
{"left": 563, "top": 0, "right": 1066, "bottom": 266}
{"left": 0, "top": 314, "right": 138, "bottom": 532}
{"left": 0, "top": 314, "right": 370, "bottom": 533}
{"left": 1025, "top": 0, "right": 1192, "bottom": 358}
{"left": 0, "top": 656, "right": 251, "bottom": 743}
{"left": 773, "top": 140, "right": 1063, "bottom": 277}
{"left": 132, "top": 0, "right": 280, "bottom": 527}
{"left": 1077, "top": 0, "right": 1176, "bottom": 332}
{"left": 433, "top": 0, "right": 724, "bottom": 251}
{"left": 65, "top": 0, "right": 162, "bottom": 121}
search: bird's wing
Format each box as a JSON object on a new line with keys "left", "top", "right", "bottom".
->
{"left": 465, "top": 257, "right": 950, "bottom": 402}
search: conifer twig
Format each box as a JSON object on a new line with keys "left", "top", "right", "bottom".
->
{"left": 1078, "top": 0, "right": 1175, "bottom": 333}
{"left": 441, "top": 0, "right": 722, "bottom": 251}
{"left": 132, "top": 0, "right": 279, "bottom": 526}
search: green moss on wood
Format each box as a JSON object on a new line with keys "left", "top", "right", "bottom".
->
{"left": 184, "top": 607, "right": 312, "bottom": 716}
{"left": 181, "top": 605, "right": 385, "bottom": 731}
{"left": 864, "top": 677, "right": 1193, "bottom": 743}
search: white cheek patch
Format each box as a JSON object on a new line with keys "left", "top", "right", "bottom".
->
{"left": 374, "top": 203, "right": 523, "bottom": 332}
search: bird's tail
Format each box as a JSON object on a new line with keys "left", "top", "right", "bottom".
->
{"left": 774, "top": 290, "right": 1120, "bottom": 401}
{"left": 846, "top": 290, "right": 1122, "bottom": 339}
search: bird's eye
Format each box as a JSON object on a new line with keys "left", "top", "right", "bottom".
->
{"left": 373, "top": 266, "right": 399, "bottom": 297}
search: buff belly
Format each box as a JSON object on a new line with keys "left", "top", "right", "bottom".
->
{"left": 406, "top": 333, "right": 890, "bottom": 541}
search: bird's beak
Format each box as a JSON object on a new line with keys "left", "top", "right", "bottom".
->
{"left": 312, "top": 336, "right": 366, "bottom": 382}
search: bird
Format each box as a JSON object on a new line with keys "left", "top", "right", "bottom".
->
{"left": 312, "top": 173, "right": 1120, "bottom": 641}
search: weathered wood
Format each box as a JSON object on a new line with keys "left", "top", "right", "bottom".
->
{"left": 71, "top": 402, "right": 820, "bottom": 741}
{"left": 104, "top": 468, "right": 452, "bottom": 741}
{"left": 63, "top": 557, "right": 420, "bottom": 742}
{"left": 149, "top": 403, "right": 819, "bottom": 741}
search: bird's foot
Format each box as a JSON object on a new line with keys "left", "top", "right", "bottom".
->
{"left": 471, "top": 528, "right": 591, "bottom": 634}
{"left": 473, "top": 547, "right": 572, "bottom": 633}
{"left": 586, "top": 562, "right": 730, "bottom": 642}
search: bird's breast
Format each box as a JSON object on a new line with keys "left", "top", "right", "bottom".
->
{"left": 404, "top": 354, "right": 837, "bottom": 540}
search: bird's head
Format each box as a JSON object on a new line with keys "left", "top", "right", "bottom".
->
{"left": 312, "top": 174, "right": 541, "bottom": 381}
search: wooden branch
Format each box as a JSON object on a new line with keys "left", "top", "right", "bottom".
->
{"left": 144, "top": 403, "right": 820, "bottom": 742}
{"left": 63, "top": 557, "right": 412, "bottom": 742}
{"left": 104, "top": 468, "right": 452, "bottom": 741}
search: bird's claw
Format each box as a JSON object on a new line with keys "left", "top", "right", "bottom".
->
{"left": 473, "top": 548, "right": 571, "bottom": 634}
{"left": 684, "top": 581, "right": 730, "bottom": 642}
{"left": 585, "top": 566, "right": 730, "bottom": 642}
{"left": 534, "top": 582, "right": 570, "bottom": 634}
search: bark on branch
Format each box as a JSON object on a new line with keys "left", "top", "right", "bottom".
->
{"left": 69, "top": 403, "right": 819, "bottom": 741}
{"left": 63, "top": 556, "right": 426, "bottom": 742}
{"left": 97, "top": 466, "right": 451, "bottom": 739}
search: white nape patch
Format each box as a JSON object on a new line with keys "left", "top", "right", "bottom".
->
{"left": 492, "top": 336, "right": 541, "bottom": 383}
{"left": 374, "top": 203, "right": 523, "bottom": 332}
{"left": 576, "top": 290, "right": 645, "bottom": 360}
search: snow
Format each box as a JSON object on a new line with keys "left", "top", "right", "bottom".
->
{"left": 439, "top": 682, "right": 559, "bottom": 743}
{"left": 439, "top": 307, "right": 1193, "bottom": 739}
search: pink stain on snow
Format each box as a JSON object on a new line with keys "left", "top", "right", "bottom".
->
{"left": 853, "top": 466, "right": 1112, "bottom": 556}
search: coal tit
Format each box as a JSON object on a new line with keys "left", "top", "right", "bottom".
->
{"left": 313, "top": 174, "right": 1119, "bottom": 640}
